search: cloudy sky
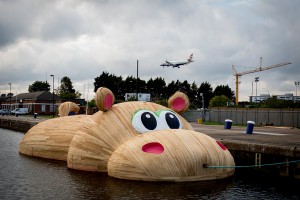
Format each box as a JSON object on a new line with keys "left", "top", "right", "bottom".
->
{"left": 0, "top": 0, "right": 299, "bottom": 101}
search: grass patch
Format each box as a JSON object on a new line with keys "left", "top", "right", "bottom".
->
{"left": 202, "top": 121, "right": 223, "bottom": 125}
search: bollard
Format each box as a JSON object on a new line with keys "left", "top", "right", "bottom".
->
{"left": 15, "top": 113, "right": 18, "bottom": 117}
{"left": 33, "top": 113, "right": 38, "bottom": 118}
{"left": 246, "top": 121, "right": 255, "bottom": 134}
{"left": 198, "top": 118, "right": 203, "bottom": 124}
{"left": 224, "top": 119, "right": 232, "bottom": 129}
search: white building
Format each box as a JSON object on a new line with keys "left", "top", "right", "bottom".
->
{"left": 125, "top": 93, "right": 151, "bottom": 102}
{"left": 276, "top": 93, "right": 293, "bottom": 101}
{"left": 249, "top": 94, "right": 271, "bottom": 102}
{"left": 250, "top": 93, "right": 300, "bottom": 102}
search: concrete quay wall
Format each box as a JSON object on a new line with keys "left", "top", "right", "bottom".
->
{"left": 0, "top": 116, "right": 44, "bottom": 133}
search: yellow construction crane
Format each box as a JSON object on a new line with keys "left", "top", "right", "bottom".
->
{"left": 232, "top": 58, "right": 292, "bottom": 105}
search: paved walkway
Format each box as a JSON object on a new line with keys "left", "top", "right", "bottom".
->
{"left": 191, "top": 122, "right": 300, "bottom": 157}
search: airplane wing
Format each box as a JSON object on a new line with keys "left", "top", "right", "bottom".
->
{"left": 161, "top": 60, "right": 175, "bottom": 67}
{"left": 161, "top": 61, "right": 180, "bottom": 68}
{"left": 160, "top": 62, "right": 171, "bottom": 67}
{"left": 165, "top": 60, "right": 174, "bottom": 66}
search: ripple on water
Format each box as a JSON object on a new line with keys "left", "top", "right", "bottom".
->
{"left": 1, "top": 128, "right": 300, "bottom": 200}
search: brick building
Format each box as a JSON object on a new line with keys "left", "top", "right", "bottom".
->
{"left": 0, "top": 91, "right": 62, "bottom": 115}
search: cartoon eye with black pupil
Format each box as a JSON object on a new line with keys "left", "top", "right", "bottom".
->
{"left": 158, "top": 110, "right": 182, "bottom": 130}
{"left": 141, "top": 112, "right": 157, "bottom": 130}
{"left": 165, "top": 112, "right": 180, "bottom": 129}
{"left": 132, "top": 110, "right": 159, "bottom": 133}
{"left": 132, "top": 109, "right": 182, "bottom": 133}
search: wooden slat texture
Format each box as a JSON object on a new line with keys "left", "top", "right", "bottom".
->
{"left": 19, "top": 115, "right": 91, "bottom": 161}
{"left": 58, "top": 101, "right": 80, "bottom": 117}
{"left": 19, "top": 93, "right": 235, "bottom": 182}
{"left": 67, "top": 102, "right": 189, "bottom": 172}
{"left": 108, "top": 129, "right": 235, "bottom": 182}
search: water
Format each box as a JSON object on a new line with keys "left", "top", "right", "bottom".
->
{"left": 1, "top": 128, "right": 299, "bottom": 200}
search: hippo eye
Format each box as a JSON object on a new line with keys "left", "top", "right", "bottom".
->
{"left": 158, "top": 110, "right": 182, "bottom": 129}
{"left": 132, "top": 110, "right": 159, "bottom": 133}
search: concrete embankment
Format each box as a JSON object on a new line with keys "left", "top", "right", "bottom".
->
{"left": 0, "top": 116, "right": 45, "bottom": 132}
{"left": 191, "top": 123, "right": 300, "bottom": 178}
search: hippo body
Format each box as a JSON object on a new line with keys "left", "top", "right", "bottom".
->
{"left": 19, "top": 88, "right": 235, "bottom": 182}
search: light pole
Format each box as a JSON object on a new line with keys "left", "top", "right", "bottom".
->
{"left": 9, "top": 83, "right": 11, "bottom": 114}
{"left": 85, "top": 83, "right": 90, "bottom": 115}
{"left": 50, "top": 75, "right": 54, "bottom": 118}
{"left": 200, "top": 93, "right": 205, "bottom": 121}
{"left": 295, "top": 82, "right": 300, "bottom": 96}
{"left": 255, "top": 77, "right": 259, "bottom": 102}
{"left": 251, "top": 81, "right": 254, "bottom": 102}
{"left": 136, "top": 60, "right": 139, "bottom": 101}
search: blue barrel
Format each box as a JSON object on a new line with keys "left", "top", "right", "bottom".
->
{"left": 246, "top": 121, "right": 255, "bottom": 134}
{"left": 33, "top": 113, "right": 38, "bottom": 118}
{"left": 224, "top": 119, "right": 232, "bottom": 129}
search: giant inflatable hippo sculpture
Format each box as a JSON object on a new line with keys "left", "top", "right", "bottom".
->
{"left": 19, "top": 87, "right": 235, "bottom": 182}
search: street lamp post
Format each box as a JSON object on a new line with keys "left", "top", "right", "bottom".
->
{"left": 9, "top": 83, "right": 11, "bottom": 115}
{"left": 200, "top": 93, "right": 205, "bottom": 122}
{"left": 136, "top": 60, "right": 139, "bottom": 101}
{"left": 255, "top": 77, "right": 259, "bottom": 102}
{"left": 50, "top": 75, "right": 54, "bottom": 118}
{"left": 295, "top": 82, "right": 300, "bottom": 96}
{"left": 85, "top": 83, "right": 90, "bottom": 115}
{"left": 251, "top": 81, "right": 254, "bottom": 102}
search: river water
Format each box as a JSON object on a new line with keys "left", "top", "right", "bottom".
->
{"left": 0, "top": 128, "right": 299, "bottom": 200}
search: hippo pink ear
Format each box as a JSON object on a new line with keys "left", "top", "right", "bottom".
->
{"left": 168, "top": 91, "right": 190, "bottom": 113}
{"left": 95, "top": 87, "right": 115, "bottom": 111}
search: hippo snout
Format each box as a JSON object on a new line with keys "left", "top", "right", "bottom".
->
{"left": 108, "top": 129, "right": 235, "bottom": 182}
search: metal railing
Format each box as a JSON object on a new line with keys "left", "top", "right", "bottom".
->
{"left": 182, "top": 108, "right": 300, "bottom": 128}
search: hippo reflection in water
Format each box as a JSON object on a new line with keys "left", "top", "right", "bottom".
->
{"left": 19, "top": 87, "right": 235, "bottom": 182}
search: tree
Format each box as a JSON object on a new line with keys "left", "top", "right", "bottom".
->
{"left": 213, "top": 85, "right": 235, "bottom": 100}
{"left": 259, "top": 97, "right": 296, "bottom": 108}
{"left": 137, "top": 78, "right": 147, "bottom": 94}
{"left": 209, "top": 95, "right": 230, "bottom": 107}
{"left": 124, "top": 76, "right": 137, "bottom": 93}
{"left": 166, "top": 80, "right": 182, "bottom": 97}
{"left": 179, "top": 80, "right": 191, "bottom": 95}
{"left": 59, "top": 76, "right": 81, "bottom": 99}
{"left": 197, "top": 81, "right": 213, "bottom": 108}
{"left": 146, "top": 77, "right": 166, "bottom": 100}
{"left": 28, "top": 81, "right": 50, "bottom": 92}
{"left": 94, "top": 71, "right": 123, "bottom": 100}
{"left": 189, "top": 82, "right": 198, "bottom": 109}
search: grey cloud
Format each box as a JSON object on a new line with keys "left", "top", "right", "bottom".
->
{"left": 0, "top": 0, "right": 299, "bottom": 101}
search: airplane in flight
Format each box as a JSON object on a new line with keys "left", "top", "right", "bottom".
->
{"left": 160, "top": 53, "right": 193, "bottom": 68}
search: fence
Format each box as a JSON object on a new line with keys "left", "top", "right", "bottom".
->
{"left": 182, "top": 108, "right": 300, "bottom": 128}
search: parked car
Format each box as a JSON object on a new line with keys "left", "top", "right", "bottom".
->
{"left": 10, "top": 108, "right": 29, "bottom": 115}
{"left": 0, "top": 109, "right": 10, "bottom": 115}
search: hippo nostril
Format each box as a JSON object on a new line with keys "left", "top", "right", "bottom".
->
{"left": 142, "top": 142, "right": 164, "bottom": 154}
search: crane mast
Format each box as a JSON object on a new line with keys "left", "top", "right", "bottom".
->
{"left": 233, "top": 60, "right": 291, "bottom": 105}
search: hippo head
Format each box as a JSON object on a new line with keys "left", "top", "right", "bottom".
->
{"left": 66, "top": 87, "right": 235, "bottom": 182}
